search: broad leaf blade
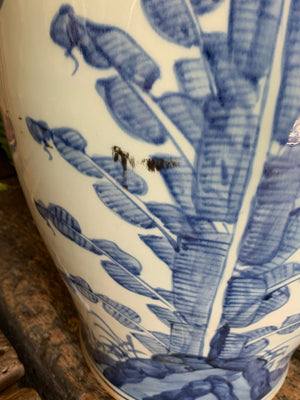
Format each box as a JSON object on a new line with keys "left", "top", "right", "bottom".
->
{"left": 95, "top": 76, "right": 168, "bottom": 145}
{"left": 229, "top": 0, "right": 284, "bottom": 79}
{"left": 153, "top": 155, "right": 196, "bottom": 216}
{"left": 175, "top": 58, "right": 211, "bottom": 99}
{"left": 141, "top": 0, "right": 198, "bottom": 48}
{"left": 157, "top": 93, "right": 204, "bottom": 149}
{"left": 203, "top": 33, "right": 259, "bottom": 108}
{"left": 50, "top": 5, "right": 160, "bottom": 89}
{"left": 194, "top": 100, "right": 257, "bottom": 223}
{"left": 238, "top": 147, "right": 300, "bottom": 265}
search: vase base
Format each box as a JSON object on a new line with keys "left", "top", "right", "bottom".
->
{"left": 80, "top": 330, "right": 289, "bottom": 400}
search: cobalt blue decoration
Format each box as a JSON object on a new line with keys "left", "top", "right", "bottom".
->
{"left": 21, "top": 1, "right": 300, "bottom": 399}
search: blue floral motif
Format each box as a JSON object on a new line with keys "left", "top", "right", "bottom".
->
{"left": 22, "top": 1, "right": 300, "bottom": 399}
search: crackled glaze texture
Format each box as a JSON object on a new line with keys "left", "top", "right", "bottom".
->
{"left": 1, "top": 1, "right": 300, "bottom": 399}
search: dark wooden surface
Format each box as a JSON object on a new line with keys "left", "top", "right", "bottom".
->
{"left": 0, "top": 156, "right": 299, "bottom": 399}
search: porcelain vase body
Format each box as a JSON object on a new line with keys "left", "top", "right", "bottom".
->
{"left": 1, "top": 1, "right": 300, "bottom": 399}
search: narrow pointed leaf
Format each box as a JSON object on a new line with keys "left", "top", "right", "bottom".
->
{"left": 175, "top": 58, "right": 211, "bottom": 99}
{"left": 47, "top": 203, "right": 81, "bottom": 232}
{"left": 147, "top": 304, "right": 183, "bottom": 326}
{"left": 278, "top": 313, "right": 300, "bottom": 335}
{"left": 93, "top": 240, "right": 142, "bottom": 274}
{"left": 66, "top": 274, "right": 99, "bottom": 303}
{"left": 132, "top": 333, "right": 167, "bottom": 353}
{"left": 98, "top": 294, "right": 143, "bottom": 331}
{"left": 95, "top": 76, "right": 168, "bottom": 144}
{"left": 35, "top": 201, "right": 103, "bottom": 255}
{"left": 50, "top": 5, "right": 160, "bottom": 89}
{"left": 93, "top": 180, "right": 155, "bottom": 228}
{"left": 101, "top": 260, "right": 157, "bottom": 298}
{"left": 52, "top": 127, "right": 87, "bottom": 151}
{"left": 91, "top": 155, "right": 148, "bottom": 195}
{"left": 241, "top": 338, "right": 269, "bottom": 357}
{"left": 141, "top": 0, "right": 198, "bottom": 48}
{"left": 157, "top": 93, "right": 204, "bottom": 148}
{"left": 139, "top": 235, "right": 175, "bottom": 269}
{"left": 261, "top": 263, "right": 300, "bottom": 290}
{"left": 246, "top": 326, "right": 277, "bottom": 341}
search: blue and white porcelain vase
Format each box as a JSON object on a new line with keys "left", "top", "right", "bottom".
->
{"left": 1, "top": 1, "right": 300, "bottom": 399}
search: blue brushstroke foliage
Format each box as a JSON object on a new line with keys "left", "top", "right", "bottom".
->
{"left": 28, "top": 2, "right": 300, "bottom": 397}
{"left": 278, "top": 313, "right": 300, "bottom": 335}
{"left": 238, "top": 145, "right": 300, "bottom": 265}
{"left": 50, "top": 4, "right": 160, "bottom": 89}
{"left": 141, "top": 0, "right": 198, "bottom": 48}
{"left": 139, "top": 235, "right": 175, "bottom": 269}
{"left": 228, "top": 0, "right": 284, "bottom": 79}
{"left": 35, "top": 200, "right": 143, "bottom": 274}
{"left": 64, "top": 274, "right": 100, "bottom": 303}
{"left": 26, "top": 117, "right": 148, "bottom": 194}
{"left": 93, "top": 181, "right": 156, "bottom": 229}
{"left": 203, "top": 32, "right": 259, "bottom": 108}
{"left": 152, "top": 155, "right": 196, "bottom": 216}
{"left": 191, "top": 0, "right": 225, "bottom": 15}
{"left": 157, "top": 93, "right": 205, "bottom": 148}
{"left": 194, "top": 97, "right": 257, "bottom": 223}
{"left": 95, "top": 76, "right": 168, "bottom": 145}
{"left": 100, "top": 260, "right": 159, "bottom": 299}
{"left": 222, "top": 278, "right": 290, "bottom": 327}
{"left": 91, "top": 155, "right": 148, "bottom": 195}
{"left": 174, "top": 58, "right": 211, "bottom": 99}
{"left": 272, "top": 0, "right": 300, "bottom": 144}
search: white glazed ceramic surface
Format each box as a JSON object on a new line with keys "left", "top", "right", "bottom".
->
{"left": 1, "top": 1, "right": 300, "bottom": 399}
